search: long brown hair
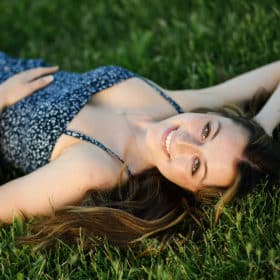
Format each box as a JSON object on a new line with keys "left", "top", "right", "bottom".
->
{"left": 17, "top": 168, "right": 203, "bottom": 250}
{"left": 209, "top": 108, "right": 280, "bottom": 222}
{"left": 16, "top": 92, "right": 280, "bottom": 251}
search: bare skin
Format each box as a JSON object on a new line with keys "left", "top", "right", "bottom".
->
{"left": 0, "top": 61, "right": 279, "bottom": 223}
{"left": 0, "top": 66, "right": 58, "bottom": 112}
{"left": 254, "top": 83, "right": 280, "bottom": 136}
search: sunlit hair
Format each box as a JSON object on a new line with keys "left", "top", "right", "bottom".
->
{"left": 17, "top": 90, "right": 280, "bottom": 251}
{"left": 17, "top": 168, "right": 204, "bottom": 250}
{"left": 192, "top": 96, "right": 280, "bottom": 222}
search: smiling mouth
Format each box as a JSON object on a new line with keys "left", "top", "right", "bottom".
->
{"left": 162, "top": 127, "right": 178, "bottom": 157}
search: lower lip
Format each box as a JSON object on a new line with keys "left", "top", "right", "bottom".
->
{"left": 161, "top": 126, "right": 178, "bottom": 157}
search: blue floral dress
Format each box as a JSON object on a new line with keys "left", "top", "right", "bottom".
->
{"left": 0, "top": 52, "right": 183, "bottom": 175}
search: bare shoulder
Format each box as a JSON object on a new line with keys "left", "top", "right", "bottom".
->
{"left": 89, "top": 77, "right": 176, "bottom": 119}
{"left": 0, "top": 142, "right": 123, "bottom": 223}
{"left": 58, "top": 142, "right": 126, "bottom": 191}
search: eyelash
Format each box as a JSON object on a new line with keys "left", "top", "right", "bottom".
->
{"left": 201, "top": 121, "right": 211, "bottom": 141}
{"left": 191, "top": 122, "right": 211, "bottom": 176}
{"left": 192, "top": 157, "right": 200, "bottom": 176}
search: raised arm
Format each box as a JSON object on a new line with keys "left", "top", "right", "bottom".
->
{"left": 254, "top": 84, "right": 280, "bottom": 136}
{"left": 0, "top": 66, "right": 58, "bottom": 113}
{"left": 168, "top": 61, "right": 280, "bottom": 111}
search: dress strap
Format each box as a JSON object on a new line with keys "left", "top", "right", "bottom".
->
{"left": 139, "top": 77, "right": 184, "bottom": 114}
{"left": 64, "top": 129, "right": 132, "bottom": 177}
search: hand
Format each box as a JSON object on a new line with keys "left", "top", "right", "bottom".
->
{"left": 0, "top": 66, "right": 58, "bottom": 110}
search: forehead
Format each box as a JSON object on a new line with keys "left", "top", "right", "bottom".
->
{"left": 196, "top": 114, "right": 249, "bottom": 189}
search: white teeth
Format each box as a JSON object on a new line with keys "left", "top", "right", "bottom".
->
{"left": 165, "top": 130, "right": 176, "bottom": 155}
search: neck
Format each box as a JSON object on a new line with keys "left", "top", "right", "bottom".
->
{"left": 123, "top": 112, "right": 155, "bottom": 175}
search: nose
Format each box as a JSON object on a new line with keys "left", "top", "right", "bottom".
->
{"left": 173, "top": 130, "right": 201, "bottom": 155}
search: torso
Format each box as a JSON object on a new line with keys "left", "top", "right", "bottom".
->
{"left": 0, "top": 55, "right": 181, "bottom": 184}
{"left": 50, "top": 77, "right": 177, "bottom": 181}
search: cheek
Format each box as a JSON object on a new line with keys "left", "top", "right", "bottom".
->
{"left": 160, "top": 158, "right": 194, "bottom": 187}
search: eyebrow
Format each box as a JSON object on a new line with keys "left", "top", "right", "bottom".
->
{"left": 201, "top": 121, "right": 221, "bottom": 183}
{"left": 211, "top": 120, "right": 221, "bottom": 140}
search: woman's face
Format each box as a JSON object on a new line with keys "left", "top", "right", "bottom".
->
{"left": 146, "top": 113, "right": 249, "bottom": 192}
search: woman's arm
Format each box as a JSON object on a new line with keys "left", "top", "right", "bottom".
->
{"left": 0, "top": 66, "right": 58, "bottom": 113}
{"left": 254, "top": 84, "right": 280, "bottom": 136}
{"left": 167, "top": 61, "right": 280, "bottom": 111}
{"left": 0, "top": 144, "right": 109, "bottom": 224}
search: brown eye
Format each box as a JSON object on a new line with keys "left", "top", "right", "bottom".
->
{"left": 192, "top": 157, "right": 200, "bottom": 175}
{"left": 201, "top": 122, "right": 211, "bottom": 141}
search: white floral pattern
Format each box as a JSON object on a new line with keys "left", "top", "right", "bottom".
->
{"left": 0, "top": 52, "right": 183, "bottom": 175}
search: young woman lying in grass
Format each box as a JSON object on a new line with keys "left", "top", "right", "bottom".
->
{"left": 0, "top": 51, "right": 279, "bottom": 249}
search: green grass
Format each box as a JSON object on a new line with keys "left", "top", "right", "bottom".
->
{"left": 0, "top": 0, "right": 279, "bottom": 279}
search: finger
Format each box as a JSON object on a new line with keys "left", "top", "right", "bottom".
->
{"left": 28, "top": 75, "right": 54, "bottom": 92}
{"left": 22, "top": 66, "right": 59, "bottom": 82}
{"left": 4, "top": 75, "right": 54, "bottom": 107}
